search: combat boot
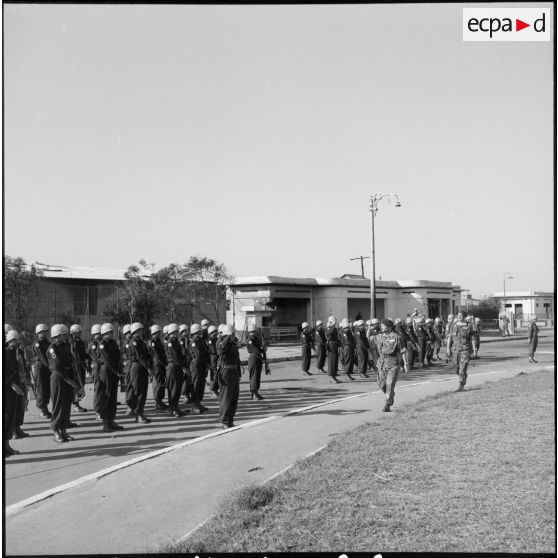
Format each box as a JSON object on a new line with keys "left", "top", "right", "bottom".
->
{"left": 330, "top": 377, "right": 340, "bottom": 384}
{"left": 4, "top": 442, "right": 20, "bottom": 456}
{"left": 102, "top": 420, "right": 114, "bottom": 433}
{"left": 303, "top": 370, "right": 312, "bottom": 376}
{"left": 39, "top": 409, "right": 52, "bottom": 419}
{"left": 382, "top": 403, "right": 391, "bottom": 412}
{"left": 155, "top": 401, "right": 168, "bottom": 411}
{"left": 254, "top": 391, "right": 264, "bottom": 400}
{"left": 345, "top": 374, "right": 355, "bottom": 381}
{"left": 53, "top": 429, "right": 67, "bottom": 443}
{"left": 110, "top": 420, "right": 124, "bottom": 430}
{"left": 13, "top": 427, "right": 30, "bottom": 439}
{"left": 136, "top": 414, "right": 151, "bottom": 424}
{"left": 61, "top": 429, "right": 74, "bottom": 441}
{"left": 72, "top": 403, "right": 87, "bottom": 413}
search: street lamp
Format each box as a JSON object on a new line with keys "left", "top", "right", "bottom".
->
{"left": 503, "top": 272, "right": 513, "bottom": 315}
{"left": 369, "top": 193, "right": 402, "bottom": 318}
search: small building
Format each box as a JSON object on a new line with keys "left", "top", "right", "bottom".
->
{"left": 491, "top": 291, "right": 554, "bottom": 325}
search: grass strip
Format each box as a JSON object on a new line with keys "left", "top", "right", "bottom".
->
{"left": 168, "top": 369, "right": 555, "bottom": 553}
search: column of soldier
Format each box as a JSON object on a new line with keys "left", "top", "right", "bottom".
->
{"left": 299, "top": 309, "right": 482, "bottom": 413}
{"left": 3, "top": 318, "right": 245, "bottom": 456}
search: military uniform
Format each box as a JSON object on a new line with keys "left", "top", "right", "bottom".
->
{"left": 4, "top": 344, "right": 24, "bottom": 452}
{"left": 404, "top": 322, "right": 419, "bottom": 369}
{"left": 433, "top": 321, "right": 444, "bottom": 359}
{"left": 97, "top": 337, "right": 122, "bottom": 427}
{"left": 189, "top": 337, "right": 210, "bottom": 412}
{"left": 415, "top": 322, "right": 428, "bottom": 368}
{"left": 300, "top": 329, "right": 313, "bottom": 375}
{"left": 325, "top": 324, "right": 340, "bottom": 381}
{"left": 367, "top": 325, "right": 380, "bottom": 372}
{"left": 47, "top": 340, "right": 76, "bottom": 437}
{"left": 339, "top": 328, "right": 356, "bottom": 378}
{"left": 14, "top": 344, "right": 30, "bottom": 436}
{"left": 122, "top": 335, "right": 137, "bottom": 412}
{"left": 314, "top": 325, "right": 327, "bottom": 372}
{"left": 424, "top": 322, "right": 436, "bottom": 365}
{"left": 247, "top": 330, "right": 267, "bottom": 396}
{"left": 355, "top": 327, "right": 369, "bottom": 377}
{"left": 216, "top": 334, "right": 241, "bottom": 427}
{"left": 87, "top": 337, "right": 102, "bottom": 415}
{"left": 149, "top": 336, "right": 168, "bottom": 408}
{"left": 165, "top": 338, "right": 186, "bottom": 413}
{"left": 451, "top": 320, "right": 472, "bottom": 390}
{"left": 207, "top": 334, "right": 219, "bottom": 387}
{"left": 471, "top": 322, "right": 481, "bottom": 359}
{"left": 31, "top": 338, "right": 51, "bottom": 416}
{"left": 376, "top": 330, "right": 406, "bottom": 410}
{"left": 128, "top": 336, "right": 152, "bottom": 418}
{"left": 70, "top": 335, "right": 90, "bottom": 409}
{"left": 179, "top": 333, "right": 192, "bottom": 400}
{"left": 444, "top": 319, "right": 455, "bottom": 363}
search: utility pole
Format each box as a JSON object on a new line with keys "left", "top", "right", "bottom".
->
{"left": 349, "top": 256, "right": 370, "bottom": 278}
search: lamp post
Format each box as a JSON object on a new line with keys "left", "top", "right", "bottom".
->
{"left": 503, "top": 272, "right": 513, "bottom": 315}
{"left": 369, "top": 193, "right": 402, "bottom": 318}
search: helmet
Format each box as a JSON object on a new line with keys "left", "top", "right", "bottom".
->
{"left": 474, "top": 317, "right": 481, "bottom": 322}
{"left": 190, "top": 324, "right": 201, "bottom": 334}
{"left": 301, "top": 322, "right": 309, "bottom": 329}
{"left": 179, "top": 324, "right": 188, "bottom": 333}
{"left": 6, "top": 330, "right": 19, "bottom": 342}
{"left": 315, "top": 320, "right": 323, "bottom": 326}
{"left": 208, "top": 325, "right": 218, "bottom": 334}
{"left": 357, "top": 320, "right": 365, "bottom": 327}
{"left": 247, "top": 324, "right": 256, "bottom": 333}
{"left": 167, "top": 323, "right": 179, "bottom": 335}
{"left": 150, "top": 324, "right": 161, "bottom": 335}
{"left": 394, "top": 318, "right": 401, "bottom": 324}
{"left": 162, "top": 325, "right": 168, "bottom": 334}
{"left": 370, "top": 318, "right": 379, "bottom": 325}
{"left": 100, "top": 323, "right": 115, "bottom": 335}
{"left": 4, "top": 324, "right": 13, "bottom": 334}
{"left": 51, "top": 324, "right": 66, "bottom": 338}
{"left": 130, "top": 322, "right": 144, "bottom": 334}
{"left": 91, "top": 324, "right": 102, "bottom": 335}
{"left": 201, "top": 319, "right": 210, "bottom": 327}
{"left": 366, "top": 320, "right": 372, "bottom": 326}
{"left": 425, "top": 318, "right": 433, "bottom": 324}
{"left": 223, "top": 324, "right": 234, "bottom": 336}
{"left": 448, "top": 314, "right": 454, "bottom": 320}
{"left": 405, "top": 317, "right": 413, "bottom": 324}
{"left": 35, "top": 324, "right": 48, "bottom": 334}
{"left": 122, "top": 324, "right": 131, "bottom": 335}
{"left": 434, "top": 317, "right": 441, "bottom": 323}
{"left": 70, "top": 324, "right": 82, "bottom": 334}
{"left": 217, "top": 324, "right": 224, "bottom": 334}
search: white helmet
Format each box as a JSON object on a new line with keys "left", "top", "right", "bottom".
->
{"left": 179, "top": 324, "right": 188, "bottom": 334}
{"left": 301, "top": 322, "right": 309, "bottom": 329}
{"left": 91, "top": 324, "right": 102, "bottom": 335}
{"left": 425, "top": 318, "right": 433, "bottom": 324}
{"left": 167, "top": 323, "right": 179, "bottom": 335}
{"left": 474, "top": 317, "right": 481, "bottom": 323}
{"left": 223, "top": 324, "right": 234, "bottom": 336}
{"left": 448, "top": 314, "right": 454, "bottom": 320}
{"left": 70, "top": 324, "right": 82, "bottom": 334}
{"left": 316, "top": 320, "right": 323, "bottom": 326}
{"left": 35, "top": 324, "right": 48, "bottom": 334}
{"left": 356, "top": 320, "right": 365, "bottom": 327}
{"left": 201, "top": 319, "right": 210, "bottom": 327}
{"left": 208, "top": 325, "right": 218, "bottom": 334}
{"left": 6, "top": 330, "right": 20, "bottom": 342}
{"left": 434, "top": 317, "right": 441, "bottom": 323}
{"left": 4, "top": 324, "right": 13, "bottom": 334}
{"left": 122, "top": 324, "right": 131, "bottom": 335}
{"left": 370, "top": 318, "right": 379, "bottom": 325}
{"left": 150, "top": 324, "right": 161, "bottom": 335}
{"left": 405, "top": 317, "right": 413, "bottom": 324}
{"left": 190, "top": 324, "right": 201, "bottom": 334}
{"left": 130, "top": 322, "right": 144, "bottom": 335}
{"left": 51, "top": 324, "right": 66, "bottom": 338}
{"left": 162, "top": 325, "right": 168, "bottom": 334}
{"left": 101, "top": 323, "right": 115, "bottom": 335}
{"left": 247, "top": 324, "right": 256, "bottom": 333}
{"left": 217, "top": 324, "right": 224, "bottom": 334}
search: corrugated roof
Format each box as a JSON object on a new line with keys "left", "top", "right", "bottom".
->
{"left": 33, "top": 263, "right": 151, "bottom": 282}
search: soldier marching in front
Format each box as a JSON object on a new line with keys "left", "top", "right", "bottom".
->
{"left": 376, "top": 319, "right": 406, "bottom": 412}
{"left": 325, "top": 317, "right": 340, "bottom": 383}
{"left": 339, "top": 320, "right": 356, "bottom": 381}
{"left": 149, "top": 324, "right": 169, "bottom": 411}
{"left": 300, "top": 322, "right": 313, "bottom": 376}
{"left": 451, "top": 312, "right": 472, "bottom": 391}
{"left": 217, "top": 324, "right": 241, "bottom": 429}
{"left": 127, "top": 322, "right": 152, "bottom": 423}
{"left": 164, "top": 323, "right": 188, "bottom": 416}
{"left": 188, "top": 324, "right": 210, "bottom": 414}
{"left": 31, "top": 324, "right": 52, "bottom": 418}
{"left": 247, "top": 323, "right": 267, "bottom": 399}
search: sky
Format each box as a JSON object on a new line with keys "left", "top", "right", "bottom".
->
{"left": 3, "top": 3, "right": 554, "bottom": 297}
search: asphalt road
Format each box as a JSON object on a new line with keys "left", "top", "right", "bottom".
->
{"left": 5, "top": 334, "right": 554, "bottom": 507}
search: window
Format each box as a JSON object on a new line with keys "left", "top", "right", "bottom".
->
{"left": 72, "top": 286, "right": 98, "bottom": 315}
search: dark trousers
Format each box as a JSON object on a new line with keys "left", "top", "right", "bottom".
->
{"left": 301, "top": 345, "right": 311, "bottom": 372}
{"left": 50, "top": 374, "right": 73, "bottom": 431}
{"left": 92, "top": 363, "right": 102, "bottom": 413}
{"left": 327, "top": 346, "right": 339, "bottom": 377}
{"left": 425, "top": 341, "right": 434, "bottom": 364}
{"left": 316, "top": 344, "right": 326, "bottom": 370}
{"left": 166, "top": 364, "right": 184, "bottom": 409}
{"left": 529, "top": 337, "right": 538, "bottom": 357}
{"left": 4, "top": 387, "right": 18, "bottom": 442}
{"left": 342, "top": 347, "right": 355, "bottom": 375}
{"left": 129, "top": 364, "right": 149, "bottom": 414}
{"left": 124, "top": 363, "right": 138, "bottom": 410}
{"left": 218, "top": 366, "right": 240, "bottom": 426}
{"left": 357, "top": 347, "right": 368, "bottom": 374}
{"left": 32, "top": 363, "right": 51, "bottom": 411}
{"left": 72, "top": 365, "right": 86, "bottom": 404}
{"left": 181, "top": 367, "right": 193, "bottom": 397}
{"left": 15, "top": 393, "right": 26, "bottom": 427}
{"left": 152, "top": 362, "right": 166, "bottom": 403}
{"left": 190, "top": 361, "right": 207, "bottom": 408}
{"left": 248, "top": 355, "right": 262, "bottom": 392}
{"left": 98, "top": 366, "right": 118, "bottom": 420}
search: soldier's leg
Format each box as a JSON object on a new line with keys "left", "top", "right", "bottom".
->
{"left": 135, "top": 369, "right": 149, "bottom": 416}
{"left": 218, "top": 368, "right": 233, "bottom": 426}
{"left": 4, "top": 388, "right": 19, "bottom": 454}
{"left": 385, "top": 366, "right": 399, "bottom": 407}
{"left": 377, "top": 367, "right": 387, "bottom": 395}
{"left": 33, "top": 364, "right": 47, "bottom": 414}
{"left": 50, "top": 374, "right": 65, "bottom": 441}
{"left": 458, "top": 351, "right": 469, "bottom": 389}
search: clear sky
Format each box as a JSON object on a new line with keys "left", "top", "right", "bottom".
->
{"left": 3, "top": 3, "right": 554, "bottom": 296}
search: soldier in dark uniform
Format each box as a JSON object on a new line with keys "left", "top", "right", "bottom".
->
{"left": 300, "top": 322, "right": 313, "bottom": 376}
{"left": 127, "top": 323, "right": 152, "bottom": 423}
{"left": 97, "top": 323, "right": 124, "bottom": 432}
{"left": 404, "top": 317, "right": 419, "bottom": 370}
{"left": 201, "top": 319, "right": 211, "bottom": 343}
{"left": 121, "top": 324, "right": 137, "bottom": 417}
{"left": 87, "top": 324, "right": 102, "bottom": 420}
{"left": 69, "top": 324, "right": 89, "bottom": 413}
{"left": 164, "top": 323, "right": 187, "bottom": 416}
{"left": 451, "top": 312, "right": 472, "bottom": 391}
{"left": 149, "top": 324, "right": 168, "bottom": 411}
{"left": 206, "top": 325, "right": 219, "bottom": 398}
{"left": 31, "top": 324, "right": 52, "bottom": 419}
{"left": 394, "top": 318, "right": 410, "bottom": 373}
{"left": 528, "top": 320, "right": 539, "bottom": 363}
{"left": 47, "top": 325, "right": 81, "bottom": 443}
{"left": 339, "top": 321, "right": 356, "bottom": 381}
{"left": 178, "top": 324, "right": 192, "bottom": 402}
{"left": 354, "top": 320, "right": 370, "bottom": 378}
{"left": 325, "top": 317, "right": 340, "bottom": 384}
{"left": 376, "top": 319, "right": 406, "bottom": 412}
{"left": 247, "top": 324, "right": 267, "bottom": 399}
{"left": 314, "top": 320, "right": 327, "bottom": 372}
{"left": 433, "top": 318, "right": 444, "bottom": 361}
{"left": 4, "top": 331, "right": 26, "bottom": 455}
{"left": 188, "top": 323, "right": 210, "bottom": 414}
{"left": 217, "top": 324, "right": 241, "bottom": 429}
{"left": 414, "top": 317, "right": 428, "bottom": 369}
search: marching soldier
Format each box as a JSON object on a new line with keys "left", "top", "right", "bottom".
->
{"left": 376, "top": 319, "right": 406, "bottom": 412}
{"left": 424, "top": 318, "right": 436, "bottom": 366}
{"left": 188, "top": 324, "right": 210, "bottom": 414}
{"left": 127, "top": 322, "right": 152, "bottom": 423}
{"left": 394, "top": 318, "right": 410, "bottom": 373}
{"left": 149, "top": 324, "right": 168, "bottom": 410}
{"left": 121, "top": 324, "right": 136, "bottom": 417}
{"left": 314, "top": 320, "right": 327, "bottom": 373}
{"left": 164, "top": 323, "right": 188, "bottom": 416}
{"left": 339, "top": 320, "right": 356, "bottom": 381}
{"left": 300, "top": 322, "right": 313, "bottom": 376}
{"left": 88, "top": 324, "right": 103, "bottom": 420}
{"left": 404, "top": 317, "right": 419, "bottom": 370}
{"left": 178, "top": 324, "right": 192, "bottom": 402}
{"left": 451, "top": 312, "right": 472, "bottom": 391}
{"left": 69, "top": 324, "right": 89, "bottom": 413}
{"left": 48, "top": 324, "right": 81, "bottom": 443}
{"left": 444, "top": 314, "right": 455, "bottom": 363}
{"left": 216, "top": 324, "right": 241, "bottom": 429}
{"left": 4, "top": 331, "right": 26, "bottom": 455}
{"left": 207, "top": 325, "right": 219, "bottom": 397}
{"left": 31, "top": 324, "right": 52, "bottom": 418}
{"left": 97, "top": 323, "right": 124, "bottom": 432}
{"left": 471, "top": 317, "right": 482, "bottom": 359}
{"left": 354, "top": 320, "right": 369, "bottom": 378}
{"left": 247, "top": 324, "right": 267, "bottom": 399}
{"left": 325, "top": 317, "right": 340, "bottom": 384}
{"left": 528, "top": 319, "right": 539, "bottom": 363}
{"left": 433, "top": 317, "right": 444, "bottom": 361}
{"left": 414, "top": 317, "right": 428, "bottom": 369}
{"left": 367, "top": 318, "right": 381, "bottom": 373}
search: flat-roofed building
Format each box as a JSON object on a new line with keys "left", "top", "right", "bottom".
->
{"left": 492, "top": 291, "right": 554, "bottom": 325}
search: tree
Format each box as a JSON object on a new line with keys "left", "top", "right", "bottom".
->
{"left": 4, "top": 256, "right": 43, "bottom": 332}
{"left": 150, "top": 263, "right": 186, "bottom": 323}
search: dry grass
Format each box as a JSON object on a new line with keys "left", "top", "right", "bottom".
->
{"left": 168, "top": 370, "right": 555, "bottom": 553}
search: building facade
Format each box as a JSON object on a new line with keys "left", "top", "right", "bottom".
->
{"left": 492, "top": 291, "right": 554, "bottom": 325}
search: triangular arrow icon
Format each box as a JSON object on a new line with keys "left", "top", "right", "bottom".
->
{"left": 516, "top": 19, "right": 530, "bottom": 31}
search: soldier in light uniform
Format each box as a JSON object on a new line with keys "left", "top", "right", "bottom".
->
{"left": 325, "top": 317, "right": 340, "bottom": 384}
{"left": 375, "top": 319, "right": 406, "bottom": 412}
{"left": 87, "top": 324, "right": 102, "bottom": 420}
{"left": 528, "top": 320, "right": 539, "bottom": 363}
{"left": 451, "top": 312, "right": 472, "bottom": 392}
{"left": 164, "top": 323, "right": 188, "bottom": 416}
{"left": 127, "top": 322, "right": 152, "bottom": 423}
{"left": 354, "top": 320, "right": 369, "bottom": 378}
{"left": 300, "top": 322, "right": 313, "bottom": 377}
{"left": 247, "top": 323, "right": 268, "bottom": 399}
{"left": 69, "top": 324, "right": 89, "bottom": 413}
{"left": 314, "top": 320, "right": 327, "bottom": 373}
{"left": 217, "top": 324, "right": 241, "bottom": 429}
{"left": 149, "top": 324, "right": 168, "bottom": 410}
{"left": 31, "top": 324, "right": 52, "bottom": 419}
{"left": 339, "top": 320, "right": 356, "bottom": 381}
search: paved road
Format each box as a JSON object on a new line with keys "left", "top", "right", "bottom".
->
{"left": 5, "top": 335, "right": 553, "bottom": 506}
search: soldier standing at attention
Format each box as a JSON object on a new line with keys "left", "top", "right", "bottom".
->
{"left": 376, "top": 319, "right": 406, "bottom": 412}
{"left": 97, "top": 323, "right": 124, "bottom": 432}
{"left": 207, "top": 325, "right": 220, "bottom": 398}
{"left": 314, "top": 320, "right": 327, "bottom": 373}
{"left": 354, "top": 320, "right": 369, "bottom": 378}
{"left": 217, "top": 324, "right": 241, "bottom": 429}
{"left": 164, "top": 323, "right": 188, "bottom": 416}
{"left": 326, "top": 317, "right": 340, "bottom": 383}
{"left": 69, "top": 324, "right": 89, "bottom": 413}
{"left": 178, "top": 324, "right": 192, "bottom": 402}
{"left": 201, "top": 319, "right": 211, "bottom": 343}
{"left": 87, "top": 324, "right": 102, "bottom": 420}
{"left": 121, "top": 324, "right": 137, "bottom": 417}
{"left": 300, "top": 322, "right": 313, "bottom": 376}
{"left": 127, "top": 323, "right": 152, "bottom": 423}
{"left": 339, "top": 320, "right": 356, "bottom": 381}
{"left": 247, "top": 323, "right": 267, "bottom": 399}
{"left": 189, "top": 324, "right": 210, "bottom": 414}
{"left": 451, "top": 312, "right": 472, "bottom": 392}
{"left": 48, "top": 325, "right": 81, "bottom": 443}
{"left": 149, "top": 325, "right": 168, "bottom": 411}
{"left": 31, "top": 324, "right": 52, "bottom": 419}
{"left": 528, "top": 320, "right": 539, "bottom": 363}
{"left": 4, "top": 331, "right": 26, "bottom": 455}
